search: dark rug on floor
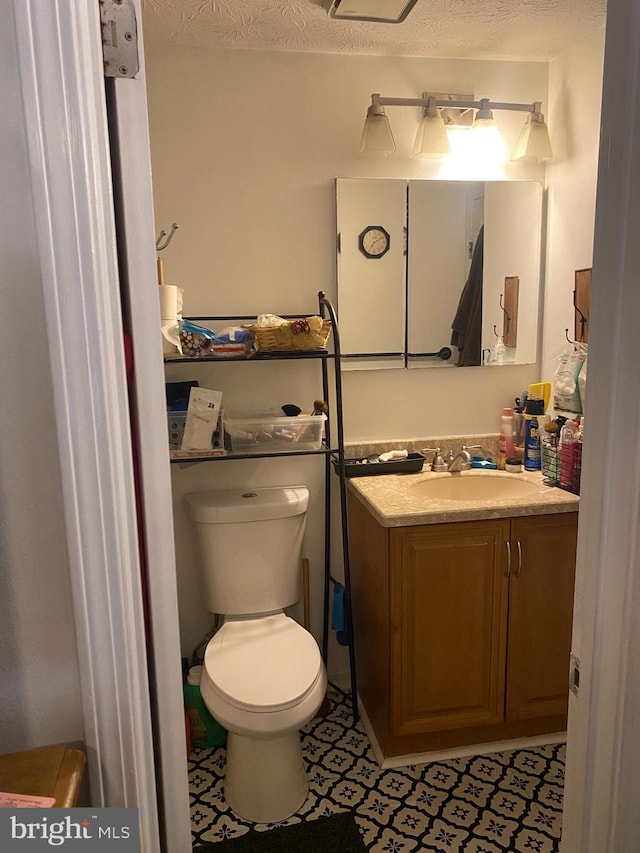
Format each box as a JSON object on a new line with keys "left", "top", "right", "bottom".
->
{"left": 192, "top": 812, "right": 365, "bottom": 852}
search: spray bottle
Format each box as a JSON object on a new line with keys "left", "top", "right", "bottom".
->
{"left": 524, "top": 398, "right": 545, "bottom": 471}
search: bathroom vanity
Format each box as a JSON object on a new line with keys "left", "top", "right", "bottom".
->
{"left": 346, "top": 469, "right": 579, "bottom": 759}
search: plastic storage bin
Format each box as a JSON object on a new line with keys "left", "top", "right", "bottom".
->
{"left": 167, "top": 411, "right": 187, "bottom": 451}
{"left": 224, "top": 412, "right": 327, "bottom": 455}
{"left": 167, "top": 411, "right": 224, "bottom": 451}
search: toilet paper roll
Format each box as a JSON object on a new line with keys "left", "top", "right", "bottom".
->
{"left": 161, "top": 322, "right": 182, "bottom": 355}
{"left": 159, "top": 284, "right": 183, "bottom": 321}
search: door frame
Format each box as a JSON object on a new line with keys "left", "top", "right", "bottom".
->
{"left": 12, "top": 0, "right": 640, "bottom": 851}
{"left": 12, "top": 1, "right": 190, "bottom": 851}
{"left": 561, "top": 4, "right": 640, "bottom": 851}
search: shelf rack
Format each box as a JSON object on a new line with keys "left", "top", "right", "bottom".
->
{"left": 164, "top": 291, "right": 358, "bottom": 722}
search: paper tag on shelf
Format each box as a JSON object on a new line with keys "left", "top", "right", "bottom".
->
{"left": 0, "top": 792, "right": 56, "bottom": 807}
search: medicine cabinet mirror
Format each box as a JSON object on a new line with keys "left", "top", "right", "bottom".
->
{"left": 335, "top": 178, "right": 543, "bottom": 370}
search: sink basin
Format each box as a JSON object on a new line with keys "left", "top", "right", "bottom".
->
{"left": 410, "top": 473, "right": 539, "bottom": 502}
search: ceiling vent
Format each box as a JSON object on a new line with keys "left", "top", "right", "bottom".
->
{"left": 322, "top": 0, "right": 419, "bottom": 24}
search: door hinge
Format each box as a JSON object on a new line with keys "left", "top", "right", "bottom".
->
{"left": 99, "top": 0, "right": 139, "bottom": 79}
{"left": 569, "top": 653, "right": 580, "bottom": 695}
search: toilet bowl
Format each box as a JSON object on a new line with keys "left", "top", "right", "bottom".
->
{"left": 200, "top": 613, "right": 327, "bottom": 823}
{"left": 184, "top": 486, "right": 327, "bottom": 823}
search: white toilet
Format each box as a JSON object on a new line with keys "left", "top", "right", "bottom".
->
{"left": 184, "top": 486, "right": 327, "bottom": 824}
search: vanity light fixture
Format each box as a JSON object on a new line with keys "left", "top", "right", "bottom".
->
{"left": 322, "top": 0, "right": 419, "bottom": 24}
{"left": 358, "top": 101, "right": 396, "bottom": 157}
{"left": 511, "top": 104, "right": 554, "bottom": 162}
{"left": 412, "top": 97, "right": 451, "bottom": 159}
{"left": 359, "top": 92, "right": 553, "bottom": 162}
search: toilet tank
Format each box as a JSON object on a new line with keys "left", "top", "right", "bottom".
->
{"left": 184, "top": 486, "right": 309, "bottom": 615}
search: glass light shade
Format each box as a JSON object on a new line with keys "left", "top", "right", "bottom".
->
{"left": 471, "top": 116, "right": 505, "bottom": 162}
{"left": 358, "top": 109, "right": 396, "bottom": 158}
{"left": 512, "top": 112, "right": 553, "bottom": 162}
{"left": 411, "top": 114, "right": 450, "bottom": 158}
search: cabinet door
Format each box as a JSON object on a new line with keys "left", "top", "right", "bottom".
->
{"left": 390, "top": 520, "right": 510, "bottom": 737}
{"left": 506, "top": 513, "right": 578, "bottom": 722}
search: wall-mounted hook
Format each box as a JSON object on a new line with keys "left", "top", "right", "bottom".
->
{"left": 565, "top": 328, "right": 577, "bottom": 345}
{"left": 156, "top": 222, "right": 179, "bottom": 252}
{"left": 493, "top": 325, "right": 500, "bottom": 338}
{"left": 499, "top": 293, "right": 511, "bottom": 335}
{"left": 573, "top": 290, "right": 588, "bottom": 342}
{"left": 155, "top": 223, "right": 179, "bottom": 285}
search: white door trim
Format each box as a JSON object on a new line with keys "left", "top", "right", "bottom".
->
{"left": 14, "top": 0, "right": 640, "bottom": 851}
{"left": 13, "top": 1, "right": 161, "bottom": 848}
{"left": 105, "top": 0, "right": 192, "bottom": 848}
{"left": 562, "top": 2, "right": 640, "bottom": 850}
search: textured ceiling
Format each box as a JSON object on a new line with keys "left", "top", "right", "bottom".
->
{"left": 141, "top": 0, "right": 606, "bottom": 62}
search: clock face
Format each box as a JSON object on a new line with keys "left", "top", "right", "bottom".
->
{"left": 358, "top": 225, "right": 390, "bottom": 259}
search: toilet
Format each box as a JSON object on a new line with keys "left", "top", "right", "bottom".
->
{"left": 184, "top": 486, "right": 327, "bottom": 823}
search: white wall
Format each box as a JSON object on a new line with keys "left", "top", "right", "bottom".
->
{"left": 0, "top": 5, "right": 83, "bottom": 751}
{"left": 145, "top": 46, "right": 553, "bottom": 672}
{"left": 543, "top": 28, "right": 605, "bottom": 384}
{"left": 146, "top": 47, "right": 549, "bottom": 439}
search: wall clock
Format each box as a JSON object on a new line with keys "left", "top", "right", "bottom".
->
{"left": 358, "top": 225, "right": 390, "bottom": 259}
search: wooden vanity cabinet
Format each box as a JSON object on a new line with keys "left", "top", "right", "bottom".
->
{"left": 506, "top": 514, "right": 578, "bottom": 723}
{"left": 347, "top": 493, "right": 578, "bottom": 757}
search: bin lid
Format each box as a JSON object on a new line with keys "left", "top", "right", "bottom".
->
{"left": 204, "top": 614, "right": 322, "bottom": 712}
{"left": 184, "top": 486, "right": 309, "bottom": 523}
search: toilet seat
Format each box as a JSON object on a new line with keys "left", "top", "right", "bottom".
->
{"left": 204, "top": 613, "right": 323, "bottom": 714}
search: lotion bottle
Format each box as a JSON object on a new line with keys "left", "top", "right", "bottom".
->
{"left": 559, "top": 419, "right": 578, "bottom": 488}
{"left": 499, "top": 408, "right": 515, "bottom": 459}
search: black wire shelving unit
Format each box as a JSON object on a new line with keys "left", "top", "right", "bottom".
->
{"left": 164, "top": 291, "right": 358, "bottom": 722}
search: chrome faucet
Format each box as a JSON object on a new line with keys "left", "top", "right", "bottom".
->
{"left": 447, "top": 445, "right": 481, "bottom": 473}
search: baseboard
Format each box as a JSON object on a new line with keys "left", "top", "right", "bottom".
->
{"left": 356, "top": 693, "right": 566, "bottom": 769}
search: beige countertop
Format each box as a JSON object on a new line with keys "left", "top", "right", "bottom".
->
{"left": 347, "top": 467, "right": 579, "bottom": 528}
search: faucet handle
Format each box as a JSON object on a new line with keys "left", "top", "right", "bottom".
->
{"left": 421, "top": 447, "right": 447, "bottom": 472}
{"left": 463, "top": 444, "right": 482, "bottom": 452}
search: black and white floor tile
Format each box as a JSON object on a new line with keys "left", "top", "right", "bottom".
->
{"left": 189, "top": 685, "right": 565, "bottom": 852}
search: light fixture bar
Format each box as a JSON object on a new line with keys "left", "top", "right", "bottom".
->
{"left": 370, "top": 93, "right": 541, "bottom": 116}
{"left": 360, "top": 93, "right": 552, "bottom": 162}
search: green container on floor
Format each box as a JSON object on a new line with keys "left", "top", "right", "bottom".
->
{"left": 184, "top": 665, "right": 226, "bottom": 749}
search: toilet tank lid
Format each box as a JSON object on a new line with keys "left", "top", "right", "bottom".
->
{"left": 184, "top": 486, "right": 309, "bottom": 524}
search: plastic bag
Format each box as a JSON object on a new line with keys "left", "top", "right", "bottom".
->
{"left": 179, "top": 321, "right": 256, "bottom": 358}
{"left": 553, "top": 344, "right": 587, "bottom": 414}
{"left": 210, "top": 326, "right": 256, "bottom": 358}
{"left": 179, "top": 319, "right": 216, "bottom": 358}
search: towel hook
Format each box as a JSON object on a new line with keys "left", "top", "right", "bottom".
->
{"left": 493, "top": 325, "right": 500, "bottom": 338}
{"left": 156, "top": 222, "right": 179, "bottom": 252}
{"left": 565, "top": 328, "right": 577, "bottom": 345}
{"left": 499, "top": 294, "right": 511, "bottom": 335}
{"left": 572, "top": 291, "right": 588, "bottom": 342}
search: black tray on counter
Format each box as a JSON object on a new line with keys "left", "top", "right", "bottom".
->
{"left": 332, "top": 452, "right": 425, "bottom": 478}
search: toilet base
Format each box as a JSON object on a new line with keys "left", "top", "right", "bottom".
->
{"left": 225, "top": 730, "right": 308, "bottom": 823}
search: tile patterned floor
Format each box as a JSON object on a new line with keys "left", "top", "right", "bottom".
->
{"left": 189, "top": 685, "right": 565, "bottom": 851}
